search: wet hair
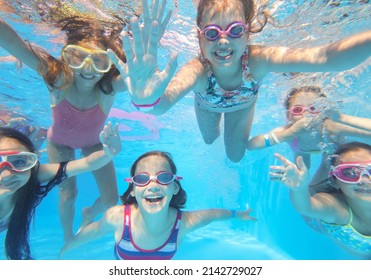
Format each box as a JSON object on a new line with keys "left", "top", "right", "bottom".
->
{"left": 330, "top": 142, "right": 371, "bottom": 167}
{"left": 196, "top": 0, "right": 269, "bottom": 33}
{"left": 120, "top": 151, "right": 187, "bottom": 209}
{"left": 37, "top": 16, "right": 126, "bottom": 94}
{"left": 284, "top": 85, "right": 326, "bottom": 110}
{"left": 0, "top": 127, "right": 54, "bottom": 259}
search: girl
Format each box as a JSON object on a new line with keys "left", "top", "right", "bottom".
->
{"left": 117, "top": 0, "right": 371, "bottom": 162}
{"left": 0, "top": 122, "right": 121, "bottom": 259}
{"left": 269, "top": 142, "right": 371, "bottom": 259}
{"left": 247, "top": 85, "right": 371, "bottom": 191}
{"left": 60, "top": 151, "right": 255, "bottom": 260}
{"left": 0, "top": 0, "right": 172, "bottom": 241}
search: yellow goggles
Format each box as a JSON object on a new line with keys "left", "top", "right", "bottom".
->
{"left": 62, "top": 45, "right": 112, "bottom": 73}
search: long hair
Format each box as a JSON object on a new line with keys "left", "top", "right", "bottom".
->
{"left": 38, "top": 16, "right": 126, "bottom": 94}
{"left": 0, "top": 127, "right": 53, "bottom": 259}
{"left": 120, "top": 151, "right": 187, "bottom": 209}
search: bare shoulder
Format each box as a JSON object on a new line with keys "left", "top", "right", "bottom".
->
{"left": 105, "top": 205, "right": 125, "bottom": 225}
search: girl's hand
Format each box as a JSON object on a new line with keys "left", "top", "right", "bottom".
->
{"left": 108, "top": 18, "right": 177, "bottom": 105}
{"left": 99, "top": 122, "right": 122, "bottom": 158}
{"left": 269, "top": 153, "right": 309, "bottom": 190}
{"left": 236, "top": 208, "right": 257, "bottom": 221}
{"left": 141, "top": 0, "right": 172, "bottom": 47}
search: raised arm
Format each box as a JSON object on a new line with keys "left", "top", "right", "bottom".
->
{"left": 323, "top": 118, "right": 371, "bottom": 144}
{"left": 250, "top": 31, "right": 371, "bottom": 80}
{"left": 110, "top": 0, "right": 178, "bottom": 103}
{"left": 0, "top": 18, "right": 46, "bottom": 72}
{"left": 37, "top": 122, "right": 121, "bottom": 183}
{"left": 269, "top": 153, "right": 345, "bottom": 223}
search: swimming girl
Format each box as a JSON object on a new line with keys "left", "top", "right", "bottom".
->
{"left": 115, "top": 0, "right": 371, "bottom": 163}
{"left": 0, "top": 0, "right": 172, "bottom": 242}
{"left": 247, "top": 85, "right": 371, "bottom": 191}
{"left": 269, "top": 142, "right": 371, "bottom": 259}
{"left": 0, "top": 122, "right": 121, "bottom": 259}
{"left": 60, "top": 150, "right": 256, "bottom": 260}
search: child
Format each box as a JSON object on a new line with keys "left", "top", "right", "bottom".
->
{"left": 247, "top": 85, "right": 371, "bottom": 191}
{"left": 0, "top": 122, "right": 121, "bottom": 259}
{"left": 115, "top": 0, "right": 371, "bottom": 163}
{"left": 0, "top": 0, "right": 172, "bottom": 242}
{"left": 269, "top": 142, "right": 371, "bottom": 259}
{"left": 60, "top": 151, "right": 256, "bottom": 260}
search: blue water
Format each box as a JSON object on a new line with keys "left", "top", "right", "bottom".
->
{"left": 0, "top": 0, "right": 370, "bottom": 260}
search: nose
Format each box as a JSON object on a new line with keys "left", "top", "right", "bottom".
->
{"left": 0, "top": 168, "right": 13, "bottom": 182}
{"left": 218, "top": 36, "right": 229, "bottom": 46}
{"left": 359, "top": 170, "right": 371, "bottom": 183}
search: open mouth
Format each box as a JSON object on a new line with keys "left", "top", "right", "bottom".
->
{"left": 79, "top": 73, "right": 98, "bottom": 80}
{"left": 214, "top": 50, "right": 233, "bottom": 60}
{"left": 144, "top": 195, "right": 164, "bottom": 203}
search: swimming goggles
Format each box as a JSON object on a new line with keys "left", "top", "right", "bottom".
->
{"left": 0, "top": 151, "right": 38, "bottom": 172}
{"left": 198, "top": 21, "right": 248, "bottom": 41}
{"left": 62, "top": 45, "right": 112, "bottom": 73}
{"left": 329, "top": 162, "right": 371, "bottom": 184}
{"left": 288, "top": 105, "right": 319, "bottom": 116}
{"left": 124, "top": 171, "right": 183, "bottom": 187}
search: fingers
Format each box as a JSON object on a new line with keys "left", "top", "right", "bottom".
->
{"left": 164, "top": 51, "right": 178, "bottom": 76}
{"left": 296, "top": 155, "right": 308, "bottom": 172}
{"left": 274, "top": 153, "right": 293, "bottom": 167}
{"left": 142, "top": 0, "right": 150, "bottom": 20}
{"left": 107, "top": 49, "right": 127, "bottom": 77}
{"left": 147, "top": 21, "right": 160, "bottom": 57}
{"left": 130, "top": 18, "right": 145, "bottom": 59}
{"left": 121, "top": 32, "right": 135, "bottom": 68}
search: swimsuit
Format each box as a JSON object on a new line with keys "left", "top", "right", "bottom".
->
{"left": 47, "top": 93, "right": 107, "bottom": 149}
{"left": 195, "top": 50, "right": 260, "bottom": 113}
{"left": 114, "top": 205, "right": 182, "bottom": 260}
{"left": 320, "top": 208, "right": 371, "bottom": 257}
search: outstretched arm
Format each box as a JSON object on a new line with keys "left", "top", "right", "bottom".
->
{"left": 59, "top": 205, "right": 121, "bottom": 257}
{"left": 37, "top": 122, "right": 122, "bottom": 183}
{"left": 250, "top": 31, "right": 371, "bottom": 79}
{"left": 0, "top": 18, "right": 47, "bottom": 72}
{"left": 269, "top": 153, "right": 344, "bottom": 223}
{"left": 181, "top": 208, "right": 256, "bottom": 237}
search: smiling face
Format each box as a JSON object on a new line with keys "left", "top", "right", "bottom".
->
{"left": 198, "top": 0, "right": 248, "bottom": 68}
{"left": 130, "top": 155, "right": 180, "bottom": 214}
{"left": 0, "top": 137, "right": 32, "bottom": 197}
{"left": 334, "top": 148, "right": 371, "bottom": 200}
{"left": 64, "top": 41, "right": 109, "bottom": 82}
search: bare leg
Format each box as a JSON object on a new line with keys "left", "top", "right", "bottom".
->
{"left": 194, "top": 100, "right": 222, "bottom": 144}
{"left": 224, "top": 105, "right": 256, "bottom": 162}
{"left": 47, "top": 140, "right": 76, "bottom": 242}
{"left": 79, "top": 143, "right": 118, "bottom": 229}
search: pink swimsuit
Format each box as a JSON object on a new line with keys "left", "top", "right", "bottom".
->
{"left": 47, "top": 99, "right": 107, "bottom": 149}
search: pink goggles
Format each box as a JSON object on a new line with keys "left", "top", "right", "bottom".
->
{"left": 0, "top": 151, "right": 38, "bottom": 172}
{"left": 288, "top": 105, "right": 319, "bottom": 116}
{"left": 198, "top": 21, "right": 248, "bottom": 41}
{"left": 329, "top": 162, "right": 371, "bottom": 184}
{"left": 125, "top": 171, "right": 183, "bottom": 187}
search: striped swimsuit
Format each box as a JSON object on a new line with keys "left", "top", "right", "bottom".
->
{"left": 114, "top": 205, "right": 182, "bottom": 260}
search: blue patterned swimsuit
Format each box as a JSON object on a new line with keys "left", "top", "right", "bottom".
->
{"left": 195, "top": 50, "right": 260, "bottom": 112}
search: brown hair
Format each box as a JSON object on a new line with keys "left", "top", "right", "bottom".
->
{"left": 37, "top": 17, "right": 126, "bottom": 94}
{"left": 284, "top": 86, "right": 326, "bottom": 110}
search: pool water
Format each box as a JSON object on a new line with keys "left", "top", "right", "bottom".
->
{"left": 0, "top": 0, "right": 370, "bottom": 260}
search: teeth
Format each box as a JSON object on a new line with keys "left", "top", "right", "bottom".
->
{"left": 215, "top": 50, "right": 233, "bottom": 57}
{"left": 145, "top": 195, "right": 163, "bottom": 202}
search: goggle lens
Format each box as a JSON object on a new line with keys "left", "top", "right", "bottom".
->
{"left": 331, "top": 163, "right": 371, "bottom": 183}
{"left": 201, "top": 22, "right": 247, "bottom": 41}
{"left": 62, "top": 45, "right": 112, "bottom": 73}
{"left": 289, "top": 105, "right": 318, "bottom": 115}
{"left": 0, "top": 151, "right": 38, "bottom": 172}
{"left": 125, "top": 171, "right": 182, "bottom": 187}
